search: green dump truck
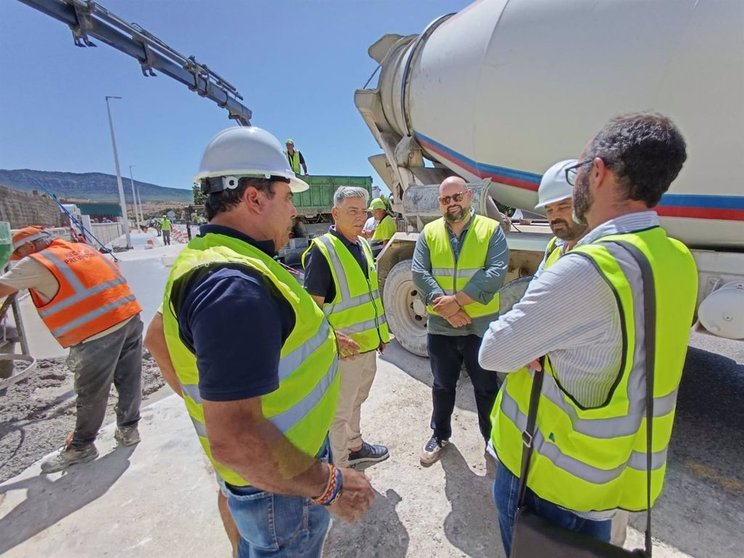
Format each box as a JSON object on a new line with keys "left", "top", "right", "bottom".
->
{"left": 280, "top": 175, "right": 375, "bottom": 266}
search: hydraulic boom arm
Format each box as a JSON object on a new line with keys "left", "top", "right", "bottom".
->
{"left": 18, "top": 0, "right": 252, "bottom": 125}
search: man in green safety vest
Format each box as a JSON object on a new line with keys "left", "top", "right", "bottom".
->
{"left": 160, "top": 215, "right": 172, "bottom": 246}
{"left": 412, "top": 176, "right": 509, "bottom": 466}
{"left": 303, "top": 186, "right": 391, "bottom": 469}
{"left": 479, "top": 113, "right": 698, "bottom": 555}
{"left": 148, "top": 126, "right": 374, "bottom": 557}
{"left": 284, "top": 138, "right": 308, "bottom": 175}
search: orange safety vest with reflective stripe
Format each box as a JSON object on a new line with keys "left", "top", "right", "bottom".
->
{"left": 28, "top": 239, "right": 141, "bottom": 347}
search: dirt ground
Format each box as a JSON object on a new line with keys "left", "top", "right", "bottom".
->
{"left": 0, "top": 352, "right": 165, "bottom": 483}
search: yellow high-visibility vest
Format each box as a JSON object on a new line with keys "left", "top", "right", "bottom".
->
{"left": 423, "top": 214, "right": 501, "bottom": 318}
{"left": 286, "top": 150, "right": 301, "bottom": 174}
{"left": 543, "top": 235, "right": 562, "bottom": 270}
{"left": 303, "top": 233, "right": 389, "bottom": 353}
{"left": 163, "top": 231, "right": 339, "bottom": 487}
{"left": 491, "top": 227, "right": 697, "bottom": 512}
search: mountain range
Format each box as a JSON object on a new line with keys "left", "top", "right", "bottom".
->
{"left": 0, "top": 169, "right": 192, "bottom": 203}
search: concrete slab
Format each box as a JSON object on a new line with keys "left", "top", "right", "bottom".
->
{"left": 0, "top": 347, "right": 696, "bottom": 558}
{"left": 0, "top": 395, "right": 231, "bottom": 558}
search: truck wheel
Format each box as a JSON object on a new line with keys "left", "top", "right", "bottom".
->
{"left": 383, "top": 259, "right": 428, "bottom": 357}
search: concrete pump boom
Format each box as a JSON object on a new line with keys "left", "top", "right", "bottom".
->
{"left": 17, "top": 0, "right": 252, "bottom": 125}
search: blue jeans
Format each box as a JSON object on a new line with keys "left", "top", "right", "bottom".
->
{"left": 223, "top": 441, "right": 332, "bottom": 558}
{"left": 493, "top": 463, "right": 611, "bottom": 557}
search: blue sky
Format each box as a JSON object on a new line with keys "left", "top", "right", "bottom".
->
{"left": 0, "top": 0, "right": 471, "bottom": 193}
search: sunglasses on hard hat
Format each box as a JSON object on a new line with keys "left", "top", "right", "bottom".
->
{"left": 438, "top": 191, "right": 468, "bottom": 205}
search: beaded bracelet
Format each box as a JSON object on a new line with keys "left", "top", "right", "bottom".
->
{"left": 310, "top": 463, "right": 343, "bottom": 506}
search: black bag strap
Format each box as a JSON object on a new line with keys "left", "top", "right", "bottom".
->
{"left": 515, "top": 239, "right": 657, "bottom": 557}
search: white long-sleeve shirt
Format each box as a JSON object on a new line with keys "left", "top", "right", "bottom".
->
{"left": 478, "top": 211, "right": 659, "bottom": 408}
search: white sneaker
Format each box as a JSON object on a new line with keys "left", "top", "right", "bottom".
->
{"left": 420, "top": 436, "right": 449, "bottom": 465}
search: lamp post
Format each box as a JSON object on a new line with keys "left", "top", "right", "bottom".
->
{"left": 128, "top": 165, "right": 141, "bottom": 230}
{"left": 105, "top": 95, "right": 132, "bottom": 249}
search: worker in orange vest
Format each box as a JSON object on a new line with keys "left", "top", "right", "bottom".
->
{"left": 0, "top": 226, "right": 144, "bottom": 473}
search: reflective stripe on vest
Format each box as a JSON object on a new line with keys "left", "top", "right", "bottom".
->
{"left": 162, "top": 232, "right": 339, "bottom": 487}
{"left": 29, "top": 240, "right": 141, "bottom": 347}
{"left": 306, "top": 233, "right": 390, "bottom": 352}
{"left": 491, "top": 227, "right": 697, "bottom": 512}
{"left": 423, "top": 214, "right": 501, "bottom": 318}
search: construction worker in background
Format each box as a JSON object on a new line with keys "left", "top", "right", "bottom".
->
{"left": 367, "top": 198, "right": 396, "bottom": 243}
{"left": 533, "top": 159, "right": 589, "bottom": 277}
{"left": 285, "top": 138, "right": 308, "bottom": 175}
{"left": 160, "top": 214, "right": 172, "bottom": 246}
{"left": 361, "top": 200, "right": 381, "bottom": 239}
{"left": 150, "top": 126, "right": 374, "bottom": 557}
{"left": 479, "top": 113, "right": 697, "bottom": 555}
{"left": 412, "top": 176, "right": 508, "bottom": 465}
{"left": 0, "top": 226, "right": 143, "bottom": 472}
{"left": 302, "top": 186, "right": 391, "bottom": 469}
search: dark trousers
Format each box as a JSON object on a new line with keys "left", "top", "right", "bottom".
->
{"left": 427, "top": 333, "right": 500, "bottom": 442}
{"left": 68, "top": 316, "right": 143, "bottom": 448}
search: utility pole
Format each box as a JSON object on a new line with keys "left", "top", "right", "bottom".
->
{"left": 128, "top": 165, "right": 141, "bottom": 230}
{"left": 105, "top": 96, "right": 132, "bottom": 249}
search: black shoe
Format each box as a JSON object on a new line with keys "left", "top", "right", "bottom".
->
{"left": 347, "top": 441, "right": 389, "bottom": 466}
{"left": 420, "top": 436, "right": 449, "bottom": 465}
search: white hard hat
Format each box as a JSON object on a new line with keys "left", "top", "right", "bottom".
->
{"left": 535, "top": 159, "right": 578, "bottom": 210}
{"left": 195, "top": 126, "right": 309, "bottom": 193}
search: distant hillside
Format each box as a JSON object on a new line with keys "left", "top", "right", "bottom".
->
{"left": 0, "top": 169, "right": 192, "bottom": 203}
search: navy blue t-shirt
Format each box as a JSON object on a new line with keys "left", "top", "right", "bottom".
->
{"left": 174, "top": 225, "right": 296, "bottom": 402}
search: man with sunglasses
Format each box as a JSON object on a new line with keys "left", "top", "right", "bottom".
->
{"left": 479, "top": 113, "right": 697, "bottom": 555}
{"left": 412, "top": 176, "right": 508, "bottom": 465}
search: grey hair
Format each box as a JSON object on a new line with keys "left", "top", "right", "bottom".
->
{"left": 333, "top": 186, "right": 369, "bottom": 208}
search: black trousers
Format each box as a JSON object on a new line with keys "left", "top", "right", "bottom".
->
{"left": 427, "top": 333, "right": 500, "bottom": 442}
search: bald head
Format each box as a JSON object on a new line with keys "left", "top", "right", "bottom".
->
{"left": 439, "top": 176, "right": 466, "bottom": 195}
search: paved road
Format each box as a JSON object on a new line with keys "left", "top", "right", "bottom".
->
{"left": 647, "top": 331, "right": 744, "bottom": 558}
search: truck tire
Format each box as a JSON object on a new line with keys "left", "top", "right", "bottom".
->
{"left": 383, "top": 259, "right": 428, "bottom": 357}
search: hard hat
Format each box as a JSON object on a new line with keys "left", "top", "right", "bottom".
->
{"left": 368, "top": 199, "right": 386, "bottom": 211}
{"left": 11, "top": 226, "right": 50, "bottom": 260}
{"left": 195, "top": 127, "right": 309, "bottom": 193}
{"left": 285, "top": 138, "right": 294, "bottom": 145}
{"left": 535, "top": 159, "right": 578, "bottom": 210}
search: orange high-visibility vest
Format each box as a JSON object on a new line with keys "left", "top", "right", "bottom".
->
{"left": 28, "top": 239, "right": 141, "bottom": 347}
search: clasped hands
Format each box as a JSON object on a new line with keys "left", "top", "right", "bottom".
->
{"left": 432, "top": 294, "right": 471, "bottom": 328}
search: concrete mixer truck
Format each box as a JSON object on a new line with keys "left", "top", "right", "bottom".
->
{"left": 355, "top": 0, "right": 744, "bottom": 356}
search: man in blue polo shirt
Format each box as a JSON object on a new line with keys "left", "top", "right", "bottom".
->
{"left": 146, "top": 127, "right": 374, "bottom": 557}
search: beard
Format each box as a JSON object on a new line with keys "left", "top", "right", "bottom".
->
{"left": 550, "top": 218, "right": 588, "bottom": 241}
{"left": 572, "top": 172, "right": 593, "bottom": 226}
{"left": 444, "top": 204, "right": 469, "bottom": 223}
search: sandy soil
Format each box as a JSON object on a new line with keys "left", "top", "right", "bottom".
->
{"left": 0, "top": 352, "right": 165, "bottom": 483}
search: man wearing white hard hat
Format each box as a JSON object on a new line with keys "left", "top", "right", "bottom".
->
{"left": 146, "top": 126, "right": 374, "bottom": 557}
{"left": 533, "top": 159, "right": 589, "bottom": 277}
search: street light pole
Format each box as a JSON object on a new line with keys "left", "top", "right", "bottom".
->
{"left": 128, "top": 164, "right": 141, "bottom": 230}
{"left": 105, "top": 95, "right": 132, "bottom": 249}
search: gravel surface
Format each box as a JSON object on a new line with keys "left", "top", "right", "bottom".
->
{"left": 0, "top": 353, "right": 165, "bottom": 483}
